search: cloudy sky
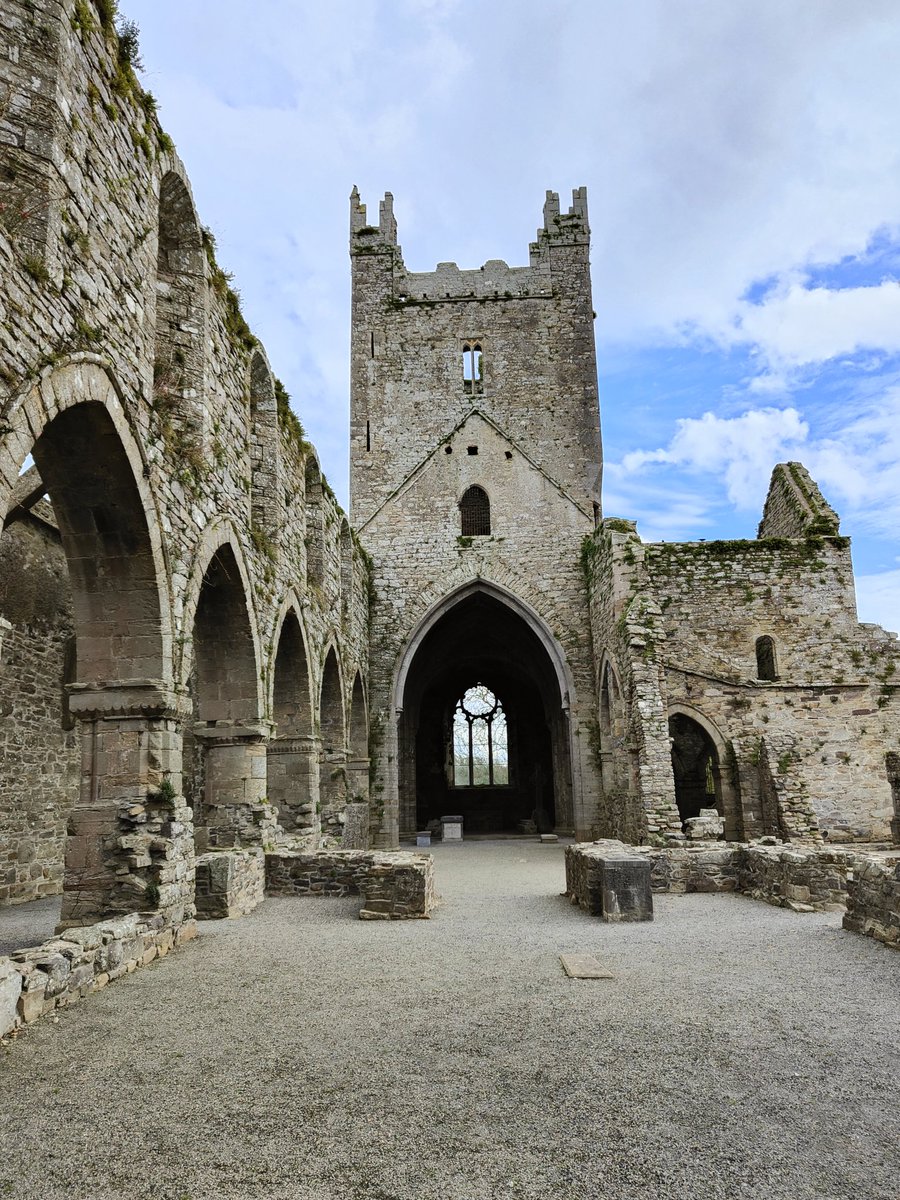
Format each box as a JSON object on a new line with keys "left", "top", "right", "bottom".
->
{"left": 127, "top": 0, "right": 900, "bottom": 632}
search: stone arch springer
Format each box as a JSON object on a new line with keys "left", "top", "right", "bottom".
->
{"left": 0, "top": 355, "right": 176, "bottom": 689}
{"left": 392, "top": 578, "right": 575, "bottom": 717}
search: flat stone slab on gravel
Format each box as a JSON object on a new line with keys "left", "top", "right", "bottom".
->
{"left": 559, "top": 953, "right": 615, "bottom": 978}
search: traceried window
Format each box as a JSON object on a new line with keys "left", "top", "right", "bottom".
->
{"left": 452, "top": 684, "right": 509, "bottom": 787}
{"left": 462, "top": 342, "right": 483, "bottom": 393}
{"left": 459, "top": 484, "right": 490, "bottom": 536}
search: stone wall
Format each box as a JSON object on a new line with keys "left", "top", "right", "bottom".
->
{"left": 0, "top": 912, "right": 198, "bottom": 1039}
{"left": 350, "top": 188, "right": 603, "bottom": 842}
{"left": 567, "top": 839, "right": 875, "bottom": 915}
{"left": 0, "top": 511, "right": 78, "bottom": 903}
{"left": 266, "top": 849, "right": 435, "bottom": 918}
{"left": 843, "top": 857, "right": 900, "bottom": 950}
{"left": 0, "top": 2, "right": 372, "bottom": 921}
{"left": 194, "top": 848, "right": 265, "bottom": 919}
{"left": 584, "top": 481, "right": 900, "bottom": 846}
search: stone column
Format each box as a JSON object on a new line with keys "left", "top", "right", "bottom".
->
{"left": 0, "top": 615, "right": 10, "bottom": 664}
{"left": 341, "top": 755, "right": 371, "bottom": 848}
{"left": 319, "top": 746, "right": 349, "bottom": 841}
{"left": 267, "top": 733, "right": 321, "bottom": 841}
{"left": 59, "top": 683, "right": 195, "bottom": 930}
{"left": 194, "top": 722, "right": 280, "bottom": 849}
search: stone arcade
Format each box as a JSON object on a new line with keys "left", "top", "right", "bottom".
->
{"left": 0, "top": 2, "right": 898, "bottom": 1034}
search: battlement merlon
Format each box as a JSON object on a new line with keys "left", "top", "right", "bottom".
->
{"left": 350, "top": 187, "right": 400, "bottom": 254}
{"left": 529, "top": 186, "right": 590, "bottom": 255}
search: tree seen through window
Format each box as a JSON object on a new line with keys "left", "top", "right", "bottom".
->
{"left": 452, "top": 683, "right": 509, "bottom": 787}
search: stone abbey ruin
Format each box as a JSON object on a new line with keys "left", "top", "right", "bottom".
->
{"left": 1, "top": 2, "right": 898, "bottom": 1035}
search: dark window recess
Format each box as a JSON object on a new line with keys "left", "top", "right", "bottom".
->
{"left": 462, "top": 342, "right": 483, "bottom": 393}
{"left": 505, "top": 451, "right": 513, "bottom": 461}
{"left": 444, "top": 445, "right": 453, "bottom": 455}
{"left": 467, "top": 445, "right": 478, "bottom": 456}
{"left": 366, "top": 420, "right": 371, "bottom": 451}
{"left": 755, "top": 635, "right": 777, "bottom": 681}
{"left": 460, "top": 485, "right": 490, "bottom": 536}
{"left": 370, "top": 331, "right": 375, "bottom": 357}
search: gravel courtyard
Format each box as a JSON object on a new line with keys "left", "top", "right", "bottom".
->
{"left": 0, "top": 840, "right": 898, "bottom": 1200}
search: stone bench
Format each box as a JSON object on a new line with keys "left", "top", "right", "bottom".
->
{"left": 565, "top": 840, "right": 653, "bottom": 922}
{"left": 265, "top": 849, "right": 435, "bottom": 919}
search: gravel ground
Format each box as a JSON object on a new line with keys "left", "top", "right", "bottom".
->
{"left": 0, "top": 840, "right": 898, "bottom": 1200}
{"left": 0, "top": 896, "right": 61, "bottom": 957}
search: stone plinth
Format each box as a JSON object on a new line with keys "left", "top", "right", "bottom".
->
{"left": 195, "top": 848, "right": 266, "bottom": 919}
{"left": 566, "top": 840, "right": 653, "bottom": 922}
{"left": 265, "top": 849, "right": 434, "bottom": 919}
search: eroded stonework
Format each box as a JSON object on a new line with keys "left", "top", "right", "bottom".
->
{"left": 1, "top": 2, "right": 898, "bottom": 951}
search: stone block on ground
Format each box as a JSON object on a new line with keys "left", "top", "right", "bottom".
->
{"left": 195, "top": 848, "right": 266, "bottom": 919}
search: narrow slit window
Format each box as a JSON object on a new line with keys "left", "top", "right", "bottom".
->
{"left": 366, "top": 420, "right": 371, "bottom": 451}
{"left": 462, "top": 342, "right": 483, "bottom": 393}
{"left": 755, "top": 635, "right": 777, "bottom": 681}
{"left": 452, "top": 684, "right": 509, "bottom": 787}
{"left": 459, "top": 485, "right": 490, "bottom": 536}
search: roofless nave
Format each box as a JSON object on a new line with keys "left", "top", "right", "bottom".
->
{"left": 0, "top": 1, "right": 898, "bottom": 1031}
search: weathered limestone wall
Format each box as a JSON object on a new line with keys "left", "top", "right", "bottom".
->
{"left": 0, "top": 510, "right": 78, "bottom": 903}
{"left": 350, "top": 188, "right": 602, "bottom": 842}
{"left": 585, "top": 491, "right": 900, "bottom": 846}
{"left": 0, "top": 2, "right": 371, "bottom": 920}
{"left": 0, "top": 912, "right": 198, "bottom": 1039}
{"left": 265, "top": 848, "right": 435, "bottom": 918}
{"left": 645, "top": 534, "right": 898, "bottom": 841}
{"left": 843, "top": 857, "right": 900, "bottom": 950}
{"left": 757, "top": 462, "right": 840, "bottom": 539}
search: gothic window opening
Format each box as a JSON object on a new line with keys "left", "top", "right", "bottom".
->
{"left": 462, "top": 342, "right": 483, "bottom": 393}
{"left": 459, "top": 485, "right": 490, "bottom": 536}
{"left": 756, "top": 635, "right": 777, "bottom": 681}
{"left": 452, "top": 684, "right": 509, "bottom": 787}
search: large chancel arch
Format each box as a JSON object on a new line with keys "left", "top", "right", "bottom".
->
{"left": 394, "top": 582, "right": 576, "bottom": 836}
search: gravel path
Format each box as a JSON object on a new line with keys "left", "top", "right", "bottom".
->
{"left": 1, "top": 840, "right": 898, "bottom": 1200}
{"left": 0, "top": 896, "right": 61, "bottom": 957}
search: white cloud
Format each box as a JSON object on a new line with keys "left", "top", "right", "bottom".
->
{"left": 619, "top": 407, "right": 809, "bottom": 508}
{"left": 722, "top": 280, "right": 900, "bottom": 381}
{"left": 855, "top": 569, "right": 900, "bottom": 634}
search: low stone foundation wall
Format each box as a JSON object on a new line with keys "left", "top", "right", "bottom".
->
{"left": 195, "top": 849, "right": 266, "bottom": 919}
{"left": 568, "top": 840, "right": 870, "bottom": 916}
{"left": 265, "top": 850, "right": 435, "bottom": 919}
{"left": 0, "top": 913, "right": 197, "bottom": 1039}
{"left": 843, "top": 857, "right": 900, "bottom": 950}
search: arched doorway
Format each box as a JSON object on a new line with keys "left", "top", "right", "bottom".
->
{"left": 396, "top": 587, "right": 572, "bottom": 836}
{"left": 668, "top": 712, "right": 722, "bottom": 823}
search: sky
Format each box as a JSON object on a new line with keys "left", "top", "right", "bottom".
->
{"left": 126, "top": 0, "right": 900, "bottom": 633}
